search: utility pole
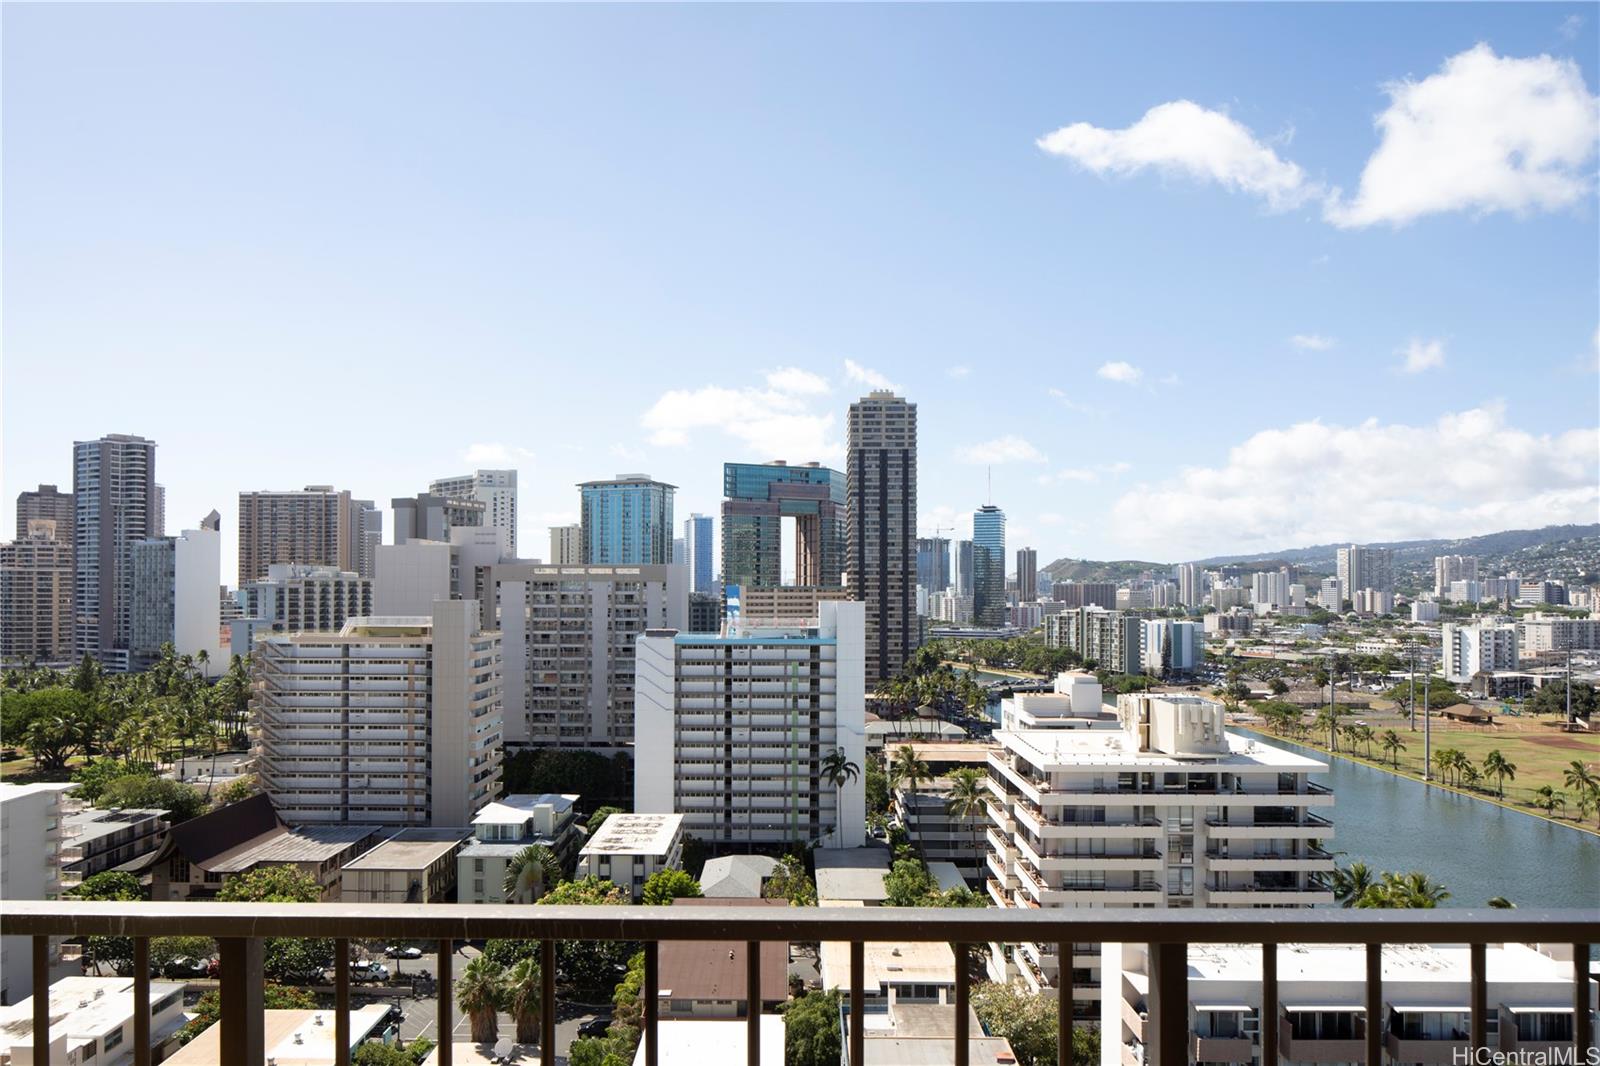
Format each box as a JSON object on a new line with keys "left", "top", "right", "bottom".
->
{"left": 1566, "top": 647, "right": 1574, "bottom": 726}
{"left": 1407, "top": 643, "right": 1417, "bottom": 731}
{"left": 1423, "top": 670, "right": 1432, "bottom": 782}
{"left": 1327, "top": 651, "right": 1337, "bottom": 752}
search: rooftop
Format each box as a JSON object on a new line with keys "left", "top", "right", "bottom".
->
{"left": 630, "top": 1017, "right": 783, "bottom": 1066}
{"left": 1185, "top": 941, "right": 1578, "bottom": 989}
{"left": 62, "top": 805, "right": 168, "bottom": 846}
{"left": 820, "top": 940, "right": 957, "bottom": 994}
{"left": 813, "top": 848, "right": 891, "bottom": 903}
{"left": 207, "top": 823, "right": 381, "bottom": 873}
{"left": 471, "top": 793, "right": 578, "bottom": 826}
{"left": 580, "top": 813, "right": 684, "bottom": 857}
{"left": 340, "top": 829, "right": 468, "bottom": 871}
{"left": 1003, "top": 727, "right": 1328, "bottom": 771}
{"left": 0, "top": 976, "right": 185, "bottom": 1050}
{"left": 699, "top": 855, "right": 780, "bottom": 899}
{"left": 848, "top": 1005, "right": 1016, "bottom": 1066}
{"left": 163, "top": 1004, "right": 392, "bottom": 1066}
{"left": 659, "top": 899, "right": 790, "bottom": 1001}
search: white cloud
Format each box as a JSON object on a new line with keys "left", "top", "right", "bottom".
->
{"left": 1047, "top": 387, "right": 1090, "bottom": 413}
{"left": 640, "top": 372, "right": 841, "bottom": 460}
{"left": 1325, "top": 44, "right": 1600, "bottom": 228}
{"left": 1037, "top": 99, "right": 1320, "bottom": 211}
{"left": 947, "top": 365, "right": 971, "bottom": 379}
{"left": 1097, "top": 361, "right": 1144, "bottom": 384}
{"left": 1397, "top": 338, "right": 1446, "bottom": 373}
{"left": 1560, "top": 14, "right": 1584, "bottom": 40}
{"left": 1290, "top": 334, "right": 1336, "bottom": 351}
{"left": 765, "top": 367, "right": 831, "bottom": 395}
{"left": 1038, "top": 512, "right": 1066, "bottom": 526}
{"left": 462, "top": 442, "right": 534, "bottom": 465}
{"left": 919, "top": 504, "right": 972, "bottom": 540}
{"left": 958, "top": 435, "right": 1048, "bottom": 465}
{"left": 843, "top": 359, "right": 899, "bottom": 392}
{"left": 1037, "top": 467, "right": 1099, "bottom": 486}
{"left": 1109, "top": 404, "right": 1599, "bottom": 559}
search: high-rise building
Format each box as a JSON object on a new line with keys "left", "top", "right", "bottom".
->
{"left": 549, "top": 524, "right": 582, "bottom": 565}
{"left": 1015, "top": 547, "right": 1038, "bottom": 603}
{"left": 73, "top": 434, "right": 158, "bottom": 669}
{"left": 352, "top": 500, "right": 383, "bottom": 579}
{"left": 129, "top": 513, "right": 222, "bottom": 671}
{"left": 721, "top": 461, "right": 845, "bottom": 591}
{"left": 1051, "top": 581, "right": 1117, "bottom": 609}
{"left": 1442, "top": 622, "right": 1519, "bottom": 683}
{"left": 1250, "top": 568, "right": 1291, "bottom": 609}
{"left": 392, "top": 492, "right": 487, "bottom": 546}
{"left": 972, "top": 505, "right": 1006, "bottom": 627}
{"left": 1176, "top": 562, "right": 1202, "bottom": 607}
{"left": 1318, "top": 577, "right": 1344, "bottom": 611}
{"left": 430, "top": 470, "right": 518, "bottom": 557}
{"left": 232, "top": 563, "right": 374, "bottom": 656}
{"left": 151, "top": 484, "right": 166, "bottom": 538}
{"left": 846, "top": 392, "right": 917, "bottom": 682}
{"left": 1336, "top": 544, "right": 1394, "bottom": 601}
{"left": 0, "top": 520, "right": 74, "bottom": 664}
{"left": 916, "top": 536, "right": 951, "bottom": 595}
{"left": 950, "top": 539, "right": 974, "bottom": 597}
{"left": 16, "top": 485, "right": 74, "bottom": 541}
{"left": 487, "top": 562, "right": 687, "bottom": 747}
{"left": 1044, "top": 606, "right": 1143, "bottom": 673}
{"left": 1141, "top": 618, "right": 1202, "bottom": 675}
{"left": 673, "top": 536, "right": 687, "bottom": 567}
{"left": 984, "top": 688, "right": 1334, "bottom": 1016}
{"left": 252, "top": 601, "right": 503, "bottom": 827}
{"left": 683, "top": 513, "right": 715, "bottom": 596}
{"left": 635, "top": 599, "right": 867, "bottom": 849}
{"left": 579, "top": 474, "right": 676, "bottom": 565}
{"left": 1433, "top": 554, "right": 1479, "bottom": 598}
{"left": 237, "top": 486, "right": 358, "bottom": 584}
{"left": 1518, "top": 613, "right": 1600, "bottom": 656}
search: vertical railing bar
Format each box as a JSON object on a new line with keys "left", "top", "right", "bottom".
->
{"left": 747, "top": 939, "right": 761, "bottom": 1066}
{"left": 1148, "top": 941, "right": 1187, "bottom": 1066}
{"left": 1056, "top": 940, "right": 1073, "bottom": 1066}
{"left": 955, "top": 942, "right": 970, "bottom": 1066}
{"left": 849, "top": 941, "right": 864, "bottom": 1066}
{"left": 1365, "top": 943, "right": 1382, "bottom": 1066}
{"left": 31, "top": 936, "right": 49, "bottom": 1064}
{"left": 218, "top": 937, "right": 265, "bottom": 1064}
{"left": 1261, "top": 943, "right": 1279, "bottom": 1066}
{"left": 437, "top": 938, "right": 453, "bottom": 1066}
{"left": 134, "top": 937, "right": 151, "bottom": 1066}
{"left": 542, "top": 940, "right": 557, "bottom": 1066}
{"left": 1470, "top": 942, "right": 1488, "bottom": 1050}
{"left": 1574, "top": 943, "right": 1593, "bottom": 1057}
{"left": 334, "top": 938, "right": 350, "bottom": 1066}
{"left": 645, "top": 940, "right": 660, "bottom": 1066}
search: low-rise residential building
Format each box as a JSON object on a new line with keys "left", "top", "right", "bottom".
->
{"left": 821, "top": 937, "right": 958, "bottom": 1008}
{"left": 57, "top": 806, "right": 169, "bottom": 891}
{"left": 339, "top": 828, "right": 468, "bottom": 904}
{"left": 0, "top": 782, "right": 79, "bottom": 1006}
{"left": 842, "top": 1003, "right": 1015, "bottom": 1066}
{"left": 698, "top": 855, "right": 780, "bottom": 899}
{"left": 1102, "top": 940, "right": 1592, "bottom": 1066}
{"left": 1442, "top": 622, "right": 1519, "bottom": 683}
{"left": 577, "top": 813, "right": 685, "bottom": 899}
{"left": 458, "top": 793, "right": 582, "bottom": 905}
{"left": 658, "top": 898, "right": 789, "bottom": 1018}
{"left": 164, "top": 1004, "right": 393, "bottom": 1066}
{"left": 0, "top": 976, "right": 186, "bottom": 1066}
{"left": 1518, "top": 613, "right": 1600, "bottom": 657}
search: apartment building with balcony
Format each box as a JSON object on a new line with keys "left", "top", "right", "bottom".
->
{"left": 236, "top": 486, "right": 360, "bottom": 584}
{"left": 983, "top": 688, "right": 1334, "bottom": 1021}
{"left": 891, "top": 741, "right": 996, "bottom": 886}
{"left": 56, "top": 805, "right": 169, "bottom": 890}
{"left": 488, "top": 562, "right": 687, "bottom": 748}
{"left": 458, "top": 792, "right": 583, "bottom": 904}
{"left": 1045, "top": 606, "right": 1144, "bottom": 674}
{"left": 231, "top": 563, "right": 374, "bottom": 656}
{"left": 577, "top": 813, "right": 686, "bottom": 899}
{"left": 251, "top": 601, "right": 503, "bottom": 828}
{"left": 0, "top": 519, "right": 74, "bottom": 664}
{"left": 0, "top": 782, "right": 79, "bottom": 1005}
{"left": 633, "top": 599, "right": 868, "bottom": 850}
{"left": 1102, "top": 940, "right": 1593, "bottom": 1066}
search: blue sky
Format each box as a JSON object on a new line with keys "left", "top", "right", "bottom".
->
{"left": 4, "top": 3, "right": 1597, "bottom": 582}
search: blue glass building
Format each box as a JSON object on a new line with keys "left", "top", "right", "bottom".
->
{"left": 972, "top": 504, "right": 1006, "bottom": 628}
{"left": 721, "top": 461, "right": 845, "bottom": 590}
{"left": 578, "top": 474, "right": 676, "bottom": 565}
{"left": 684, "top": 512, "right": 715, "bottom": 595}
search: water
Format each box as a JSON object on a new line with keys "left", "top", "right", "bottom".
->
{"left": 1236, "top": 729, "right": 1600, "bottom": 911}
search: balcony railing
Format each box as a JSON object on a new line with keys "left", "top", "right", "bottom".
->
{"left": 0, "top": 902, "right": 1593, "bottom": 1066}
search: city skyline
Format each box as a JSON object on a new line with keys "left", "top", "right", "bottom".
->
{"left": 4, "top": 4, "right": 1598, "bottom": 577}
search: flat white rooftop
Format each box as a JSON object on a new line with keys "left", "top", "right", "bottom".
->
{"left": 0, "top": 976, "right": 185, "bottom": 1053}
{"left": 629, "top": 1017, "right": 784, "bottom": 1066}
{"left": 472, "top": 793, "right": 578, "bottom": 826}
{"left": 1003, "top": 728, "right": 1327, "bottom": 772}
{"left": 820, "top": 940, "right": 957, "bottom": 994}
{"left": 1186, "top": 942, "right": 1575, "bottom": 988}
{"left": 165, "top": 1004, "right": 391, "bottom": 1066}
{"left": 581, "top": 813, "right": 684, "bottom": 857}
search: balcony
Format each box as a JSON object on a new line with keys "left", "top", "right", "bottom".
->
{"left": 1191, "top": 1035, "right": 1253, "bottom": 1062}
{"left": 1280, "top": 1015, "right": 1365, "bottom": 1063}
{"left": 1, "top": 903, "right": 1593, "bottom": 1066}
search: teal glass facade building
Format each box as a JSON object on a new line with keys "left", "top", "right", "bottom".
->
{"left": 972, "top": 504, "right": 1006, "bottom": 628}
{"left": 579, "top": 474, "right": 676, "bottom": 565}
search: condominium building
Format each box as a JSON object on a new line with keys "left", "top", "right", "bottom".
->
{"left": 1250, "top": 569, "right": 1290, "bottom": 610}
{"left": 16, "top": 484, "right": 74, "bottom": 539}
{"left": 635, "top": 599, "right": 868, "bottom": 849}
{"left": 1411, "top": 600, "right": 1441, "bottom": 623}
{"left": 458, "top": 793, "right": 583, "bottom": 904}
{"left": 688, "top": 592, "right": 723, "bottom": 633}
{"left": 1442, "top": 622, "right": 1520, "bottom": 682}
{"left": 1518, "top": 613, "right": 1600, "bottom": 656}
{"left": 232, "top": 563, "right": 375, "bottom": 656}
{"left": 488, "top": 561, "right": 687, "bottom": 747}
{"left": 73, "top": 434, "right": 158, "bottom": 669}
{"left": 251, "top": 601, "right": 504, "bottom": 827}
{"left": 1319, "top": 576, "right": 1344, "bottom": 611}
{"left": 579, "top": 473, "right": 676, "bottom": 565}
{"left": 352, "top": 499, "right": 383, "bottom": 579}
{"left": 128, "top": 514, "right": 223, "bottom": 671}
{"left": 1433, "top": 554, "right": 1479, "bottom": 597}
{"left": 733, "top": 584, "right": 853, "bottom": 624}
{"left": 549, "top": 523, "right": 582, "bottom": 565}
{"left": 1045, "top": 606, "right": 1143, "bottom": 674}
{"left": 1, "top": 520, "right": 74, "bottom": 663}
{"left": 1052, "top": 582, "right": 1118, "bottom": 609}
{"left": 1103, "top": 940, "right": 1590, "bottom": 1066}
{"left": 1352, "top": 587, "right": 1396, "bottom": 615}
{"left": 846, "top": 391, "right": 917, "bottom": 682}
{"left": 57, "top": 805, "right": 169, "bottom": 891}
{"left": 931, "top": 589, "right": 974, "bottom": 625}
{"left": 1016, "top": 547, "right": 1038, "bottom": 604}
{"left": 1140, "top": 618, "right": 1202, "bottom": 675}
{"left": 683, "top": 512, "right": 715, "bottom": 596}
{"left": 0, "top": 782, "right": 80, "bottom": 1005}
{"left": 916, "top": 536, "right": 951, "bottom": 595}
{"left": 0, "top": 975, "right": 187, "bottom": 1066}
{"left": 1176, "top": 562, "right": 1202, "bottom": 608}
{"left": 951, "top": 539, "right": 974, "bottom": 597}
{"left": 237, "top": 486, "right": 358, "bottom": 583}
{"left": 891, "top": 741, "right": 997, "bottom": 885}
{"left": 972, "top": 505, "right": 1006, "bottom": 628}
{"left": 576, "top": 813, "right": 686, "bottom": 899}
{"left": 430, "top": 469, "right": 518, "bottom": 557}
{"left": 1336, "top": 544, "right": 1394, "bottom": 600}
{"left": 392, "top": 492, "right": 487, "bottom": 545}
{"left": 983, "top": 689, "right": 1334, "bottom": 1019}
{"left": 721, "top": 461, "right": 845, "bottom": 590}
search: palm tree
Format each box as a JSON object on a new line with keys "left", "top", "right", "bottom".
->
{"left": 1330, "top": 862, "right": 1375, "bottom": 908}
{"left": 1380, "top": 730, "right": 1406, "bottom": 768}
{"left": 1533, "top": 785, "right": 1567, "bottom": 818}
{"left": 503, "top": 845, "right": 563, "bottom": 903}
{"left": 888, "top": 745, "right": 930, "bottom": 803}
{"left": 944, "top": 767, "right": 988, "bottom": 880}
{"left": 1563, "top": 762, "right": 1600, "bottom": 829}
{"left": 506, "top": 956, "right": 542, "bottom": 1043}
{"left": 820, "top": 748, "right": 860, "bottom": 844}
{"left": 1482, "top": 750, "right": 1517, "bottom": 798}
{"left": 1458, "top": 761, "right": 1482, "bottom": 791}
{"left": 456, "top": 955, "right": 506, "bottom": 1043}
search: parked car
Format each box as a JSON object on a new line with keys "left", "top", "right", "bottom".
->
{"left": 384, "top": 945, "right": 423, "bottom": 960}
{"left": 160, "top": 956, "right": 210, "bottom": 979}
{"left": 578, "top": 1017, "right": 612, "bottom": 1039}
{"left": 350, "top": 961, "right": 390, "bottom": 983}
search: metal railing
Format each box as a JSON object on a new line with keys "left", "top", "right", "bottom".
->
{"left": 1, "top": 902, "right": 1594, "bottom": 1066}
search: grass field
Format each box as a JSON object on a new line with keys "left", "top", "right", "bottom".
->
{"left": 0, "top": 752, "right": 86, "bottom": 785}
{"left": 1239, "top": 699, "right": 1600, "bottom": 836}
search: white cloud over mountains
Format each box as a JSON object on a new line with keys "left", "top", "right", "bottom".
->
{"left": 1107, "top": 404, "right": 1599, "bottom": 558}
{"left": 1038, "top": 44, "right": 1599, "bottom": 229}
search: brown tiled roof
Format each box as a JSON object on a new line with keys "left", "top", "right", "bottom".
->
{"left": 659, "top": 898, "right": 790, "bottom": 1002}
{"left": 138, "top": 793, "right": 281, "bottom": 872}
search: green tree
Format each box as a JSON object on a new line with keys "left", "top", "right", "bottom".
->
{"left": 149, "top": 936, "right": 217, "bottom": 974}
{"left": 503, "top": 844, "right": 564, "bottom": 903}
{"left": 68, "top": 870, "right": 143, "bottom": 974}
{"left": 864, "top": 757, "right": 889, "bottom": 817}
{"left": 100, "top": 774, "right": 208, "bottom": 823}
{"left": 1482, "top": 750, "right": 1517, "bottom": 798}
{"left": 781, "top": 990, "right": 841, "bottom": 1066}
{"left": 1562, "top": 761, "right": 1600, "bottom": 829}
{"left": 972, "top": 981, "right": 1098, "bottom": 1066}
{"left": 456, "top": 955, "right": 507, "bottom": 1043}
{"left": 1379, "top": 730, "right": 1406, "bottom": 768}
{"left": 587, "top": 805, "right": 624, "bottom": 835}
{"left": 69, "top": 756, "right": 155, "bottom": 803}
{"left": 1268, "top": 678, "right": 1290, "bottom": 696}
{"left": 506, "top": 956, "right": 543, "bottom": 1043}
{"left": 1355, "top": 871, "right": 1451, "bottom": 909}
{"left": 641, "top": 868, "right": 702, "bottom": 906}
{"left": 540, "top": 877, "right": 633, "bottom": 993}
{"left": 883, "top": 859, "right": 939, "bottom": 907}
{"left": 354, "top": 1044, "right": 418, "bottom": 1066}
{"left": 212, "top": 773, "right": 258, "bottom": 808}
{"left": 1330, "top": 862, "right": 1376, "bottom": 909}
{"left": 218, "top": 864, "right": 321, "bottom": 902}
{"left": 1533, "top": 785, "right": 1567, "bottom": 817}
{"left": 569, "top": 1026, "right": 640, "bottom": 1066}
{"left": 820, "top": 747, "right": 861, "bottom": 842}
{"left": 944, "top": 767, "right": 989, "bottom": 878}
{"left": 764, "top": 854, "right": 817, "bottom": 906}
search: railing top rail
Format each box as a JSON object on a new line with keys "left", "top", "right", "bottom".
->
{"left": 3, "top": 901, "right": 1596, "bottom": 943}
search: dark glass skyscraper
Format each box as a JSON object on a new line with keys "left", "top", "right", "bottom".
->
{"left": 721, "top": 461, "right": 845, "bottom": 590}
{"left": 972, "top": 504, "right": 1006, "bottom": 628}
{"left": 846, "top": 392, "right": 916, "bottom": 682}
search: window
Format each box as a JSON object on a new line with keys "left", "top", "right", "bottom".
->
{"left": 103, "top": 1027, "right": 124, "bottom": 1051}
